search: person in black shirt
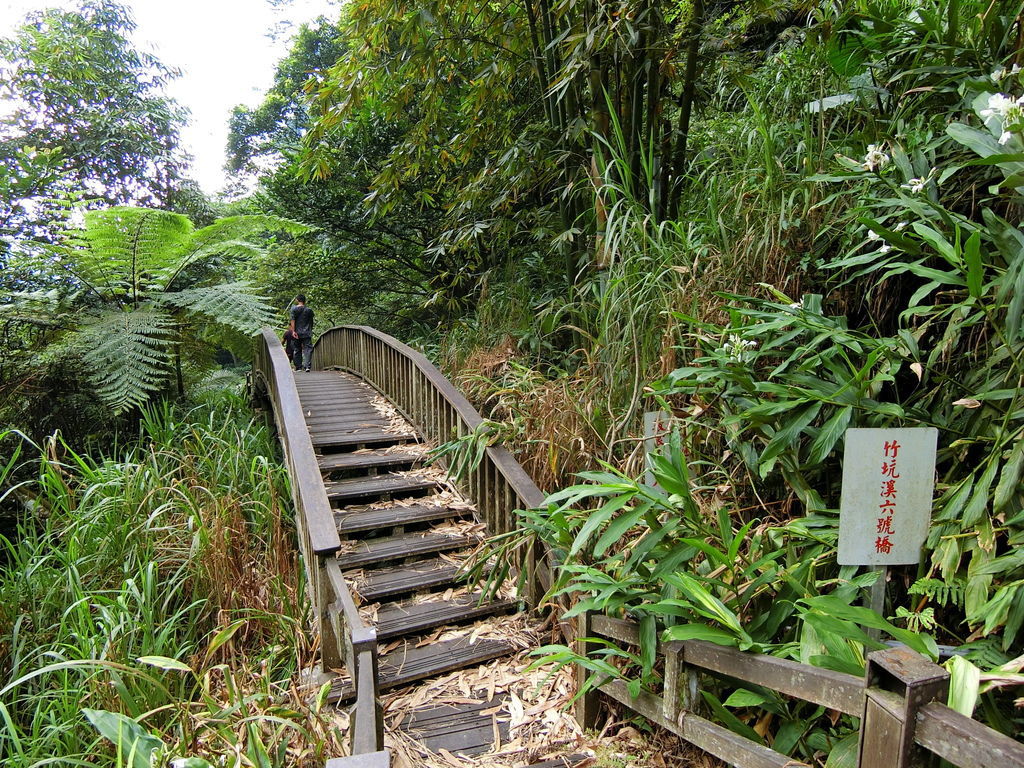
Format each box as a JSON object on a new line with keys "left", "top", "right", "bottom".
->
{"left": 288, "top": 295, "right": 315, "bottom": 372}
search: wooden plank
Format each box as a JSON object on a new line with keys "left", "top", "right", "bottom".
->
{"left": 600, "top": 679, "right": 804, "bottom": 768}
{"left": 353, "top": 559, "right": 462, "bottom": 602}
{"left": 308, "top": 419, "right": 393, "bottom": 435}
{"left": 916, "top": 702, "right": 1024, "bottom": 768}
{"left": 402, "top": 701, "right": 506, "bottom": 756}
{"left": 304, "top": 411, "right": 385, "bottom": 425}
{"left": 591, "top": 615, "right": 863, "bottom": 715}
{"left": 325, "top": 752, "right": 389, "bottom": 768}
{"left": 524, "top": 757, "right": 590, "bottom": 768}
{"left": 330, "top": 636, "right": 515, "bottom": 702}
{"left": 335, "top": 531, "right": 470, "bottom": 569}
{"left": 321, "top": 451, "right": 424, "bottom": 474}
{"left": 311, "top": 431, "right": 416, "bottom": 449}
{"left": 336, "top": 502, "right": 466, "bottom": 535}
{"left": 296, "top": 396, "right": 377, "bottom": 408}
{"left": 375, "top": 594, "right": 517, "bottom": 641}
{"left": 326, "top": 473, "right": 438, "bottom": 503}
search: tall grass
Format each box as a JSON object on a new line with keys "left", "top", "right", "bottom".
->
{"left": 0, "top": 393, "right": 341, "bottom": 767}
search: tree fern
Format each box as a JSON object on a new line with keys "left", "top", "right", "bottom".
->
{"left": 6, "top": 204, "right": 307, "bottom": 412}
{"left": 77, "top": 308, "right": 177, "bottom": 413}
{"left": 156, "top": 282, "right": 277, "bottom": 335}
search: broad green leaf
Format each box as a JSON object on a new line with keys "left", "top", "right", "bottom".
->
{"left": 661, "top": 624, "right": 740, "bottom": 647}
{"left": 964, "top": 231, "right": 984, "bottom": 298}
{"left": 137, "top": 656, "right": 192, "bottom": 673}
{"left": 723, "top": 689, "right": 768, "bottom": 708}
{"left": 83, "top": 709, "right": 164, "bottom": 768}
{"left": 824, "top": 732, "right": 860, "bottom": 768}
{"left": 946, "top": 655, "right": 981, "bottom": 716}
{"left": 806, "top": 406, "right": 853, "bottom": 466}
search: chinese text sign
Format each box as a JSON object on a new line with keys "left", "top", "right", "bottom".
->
{"left": 838, "top": 427, "right": 938, "bottom": 566}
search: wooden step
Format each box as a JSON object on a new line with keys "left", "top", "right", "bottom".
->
{"left": 326, "top": 473, "right": 438, "bottom": 503}
{"left": 329, "top": 635, "right": 516, "bottom": 702}
{"left": 311, "top": 430, "right": 416, "bottom": 449}
{"left": 397, "top": 696, "right": 511, "bottom": 757}
{"left": 335, "top": 501, "right": 461, "bottom": 535}
{"left": 303, "top": 407, "right": 384, "bottom": 422}
{"left": 319, "top": 450, "right": 424, "bottom": 474}
{"left": 305, "top": 415, "right": 392, "bottom": 432}
{"left": 353, "top": 559, "right": 462, "bottom": 602}
{"left": 335, "top": 531, "right": 470, "bottom": 569}
{"left": 375, "top": 594, "right": 517, "bottom": 641}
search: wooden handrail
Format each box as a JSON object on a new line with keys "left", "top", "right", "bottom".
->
{"left": 253, "top": 328, "right": 340, "bottom": 555}
{"left": 591, "top": 615, "right": 864, "bottom": 716}
{"left": 252, "top": 328, "right": 383, "bottom": 759}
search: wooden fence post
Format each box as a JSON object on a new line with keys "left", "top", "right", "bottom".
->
{"left": 575, "top": 610, "right": 601, "bottom": 731}
{"left": 318, "top": 557, "right": 343, "bottom": 672}
{"left": 858, "top": 646, "right": 949, "bottom": 768}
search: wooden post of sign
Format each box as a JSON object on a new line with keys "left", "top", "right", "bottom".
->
{"left": 865, "top": 565, "right": 887, "bottom": 641}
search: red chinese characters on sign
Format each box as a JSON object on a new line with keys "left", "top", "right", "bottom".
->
{"left": 875, "top": 440, "right": 901, "bottom": 554}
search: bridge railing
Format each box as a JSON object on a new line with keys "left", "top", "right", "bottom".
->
{"left": 576, "top": 612, "right": 1024, "bottom": 768}
{"left": 252, "top": 329, "right": 385, "bottom": 762}
{"left": 312, "top": 325, "right": 551, "bottom": 598}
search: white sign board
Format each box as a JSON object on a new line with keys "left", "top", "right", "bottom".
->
{"left": 643, "top": 410, "right": 672, "bottom": 487}
{"left": 838, "top": 427, "right": 938, "bottom": 566}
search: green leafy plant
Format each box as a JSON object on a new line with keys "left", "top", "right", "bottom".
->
{"left": 4, "top": 206, "right": 307, "bottom": 411}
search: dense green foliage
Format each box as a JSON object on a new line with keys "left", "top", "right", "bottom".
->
{"left": 0, "top": 396, "right": 341, "bottom": 767}
{"left": 257, "top": 0, "right": 1024, "bottom": 753}
{"left": 3, "top": 206, "right": 304, "bottom": 414}
{"left": 0, "top": 0, "right": 187, "bottom": 255}
{"left": 2, "top": 0, "right": 1024, "bottom": 762}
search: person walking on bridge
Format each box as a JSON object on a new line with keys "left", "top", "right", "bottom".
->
{"left": 289, "top": 294, "right": 315, "bottom": 372}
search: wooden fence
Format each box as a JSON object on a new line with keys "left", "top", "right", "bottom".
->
{"left": 252, "top": 329, "right": 385, "bottom": 763}
{"left": 578, "top": 612, "right": 1024, "bottom": 768}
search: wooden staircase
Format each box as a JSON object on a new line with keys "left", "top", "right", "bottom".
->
{"left": 294, "top": 371, "right": 543, "bottom": 758}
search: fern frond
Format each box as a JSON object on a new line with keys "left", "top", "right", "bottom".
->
{"left": 77, "top": 307, "right": 177, "bottom": 413}
{"left": 76, "top": 207, "right": 193, "bottom": 302}
{"left": 156, "top": 281, "right": 276, "bottom": 335}
{"left": 167, "top": 214, "right": 311, "bottom": 286}
{"left": 190, "top": 368, "right": 247, "bottom": 399}
{"left": 909, "top": 577, "right": 965, "bottom": 608}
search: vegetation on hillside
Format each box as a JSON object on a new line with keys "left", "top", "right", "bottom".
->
{"left": 2, "top": 0, "right": 1024, "bottom": 764}
{"left": 0, "top": 395, "right": 342, "bottom": 767}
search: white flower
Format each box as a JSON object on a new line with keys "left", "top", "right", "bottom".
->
{"left": 723, "top": 334, "right": 758, "bottom": 362}
{"left": 902, "top": 178, "right": 926, "bottom": 193}
{"left": 788, "top": 301, "right": 802, "bottom": 310}
{"left": 894, "top": 221, "right": 908, "bottom": 231}
{"left": 980, "top": 93, "right": 1017, "bottom": 119}
{"left": 862, "top": 144, "right": 890, "bottom": 171}
{"left": 879, "top": 243, "right": 893, "bottom": 254}
{"left": 866, "top": 230, "right": 880, "bottom": 241}
{"left": 995, "top": 64, "right": 1024, "bottom": 81}
{"left": 999, "top": 130, "right": 1014, "bottom": 145}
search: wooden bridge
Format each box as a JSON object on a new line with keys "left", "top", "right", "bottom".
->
{"left": 252, "top": 326, "right": 1024, "bottom": 768}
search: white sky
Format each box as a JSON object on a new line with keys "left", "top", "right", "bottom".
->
{"left": 0, "top": 0, "right": 340, "bottom": 196}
